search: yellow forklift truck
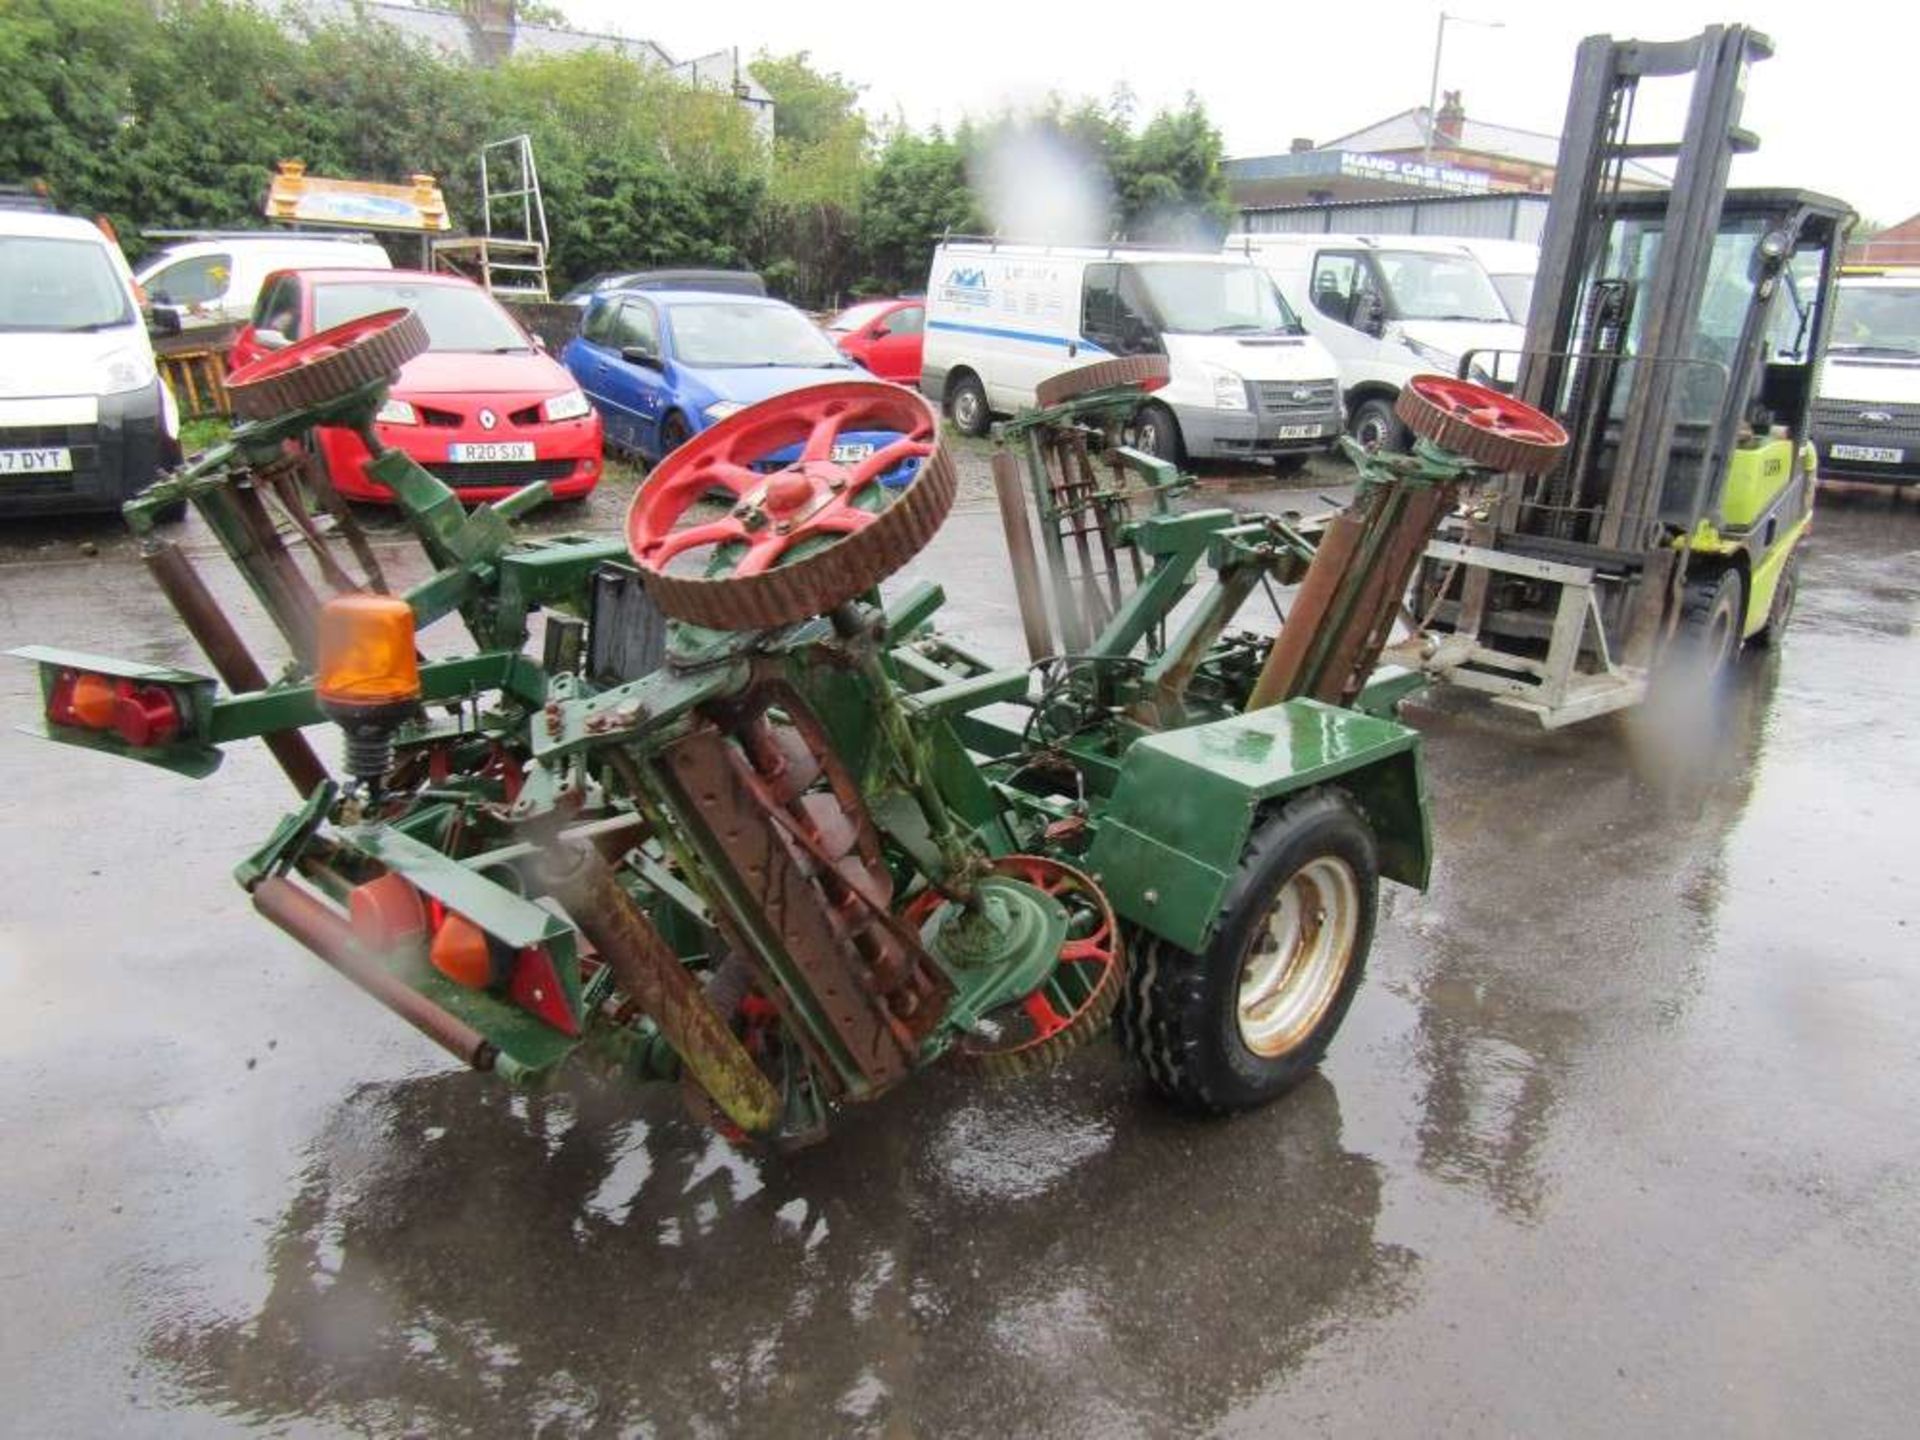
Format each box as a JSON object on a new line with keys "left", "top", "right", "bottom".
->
{"left": 1398, "top": 25, "right": 1854, "bottom": 725}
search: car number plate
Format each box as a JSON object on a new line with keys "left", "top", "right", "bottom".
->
{"left": 0, "top": 447, "right": 73, "bottom": 475}
{"left": 1276, "top": 424, "right": 1325, "bottom": 440}
{"left": 1830, "top": 444, "right": 1903, "bottom": 464}
{"left": 447, "top": 442, "right": 536, "bottom": 463}
{"left": 830, "top": 442, "right": 875, "bottom": 463}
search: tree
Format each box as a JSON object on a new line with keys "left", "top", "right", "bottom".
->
{"left": 748, "top": 52, "right": 870, "bottom": 304}
{"left": 859, "top": 127, "right": 979, "bottom": 294}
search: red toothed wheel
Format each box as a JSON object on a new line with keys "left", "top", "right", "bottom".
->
{"left": 1394, "top": 373, "right": 1569, "bottom": 476}
{"left": 625, "top": 381, "right": 955, "bottom": 630}
{"left": 904, "top": 855, "right": 1122, "bottom": 1078}
{"left": 1034, "top": 354, "right": 1171, "bottom": 409}
{"left": 226, "top": 308, "right": 428, "bottom": 423}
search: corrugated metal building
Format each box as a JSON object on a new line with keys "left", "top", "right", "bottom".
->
{"left": 1235, "top": 192, "right": 1551, "bottom": 241}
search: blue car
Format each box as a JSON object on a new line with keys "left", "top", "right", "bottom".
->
{"left": 566, "top": 289, "right": 917, "bottom": 472}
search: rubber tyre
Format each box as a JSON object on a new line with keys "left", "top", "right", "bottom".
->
{"left": 1131, "top": 402, "right": 1182, "bottom": 465}
{"left": 1270, "top": 453, "right": 1311, "bottom": 478}
{"left": 1115, "top": 789, "right": 1378, "bottom": 1114}
{"left": 1350, "top": 396, "right": 1409, "bottom": 453}
{"left": 1751, "top": 554, "right": 1798, "bottom": 647}
{"left": 1674, "top": 567, "right": 1745, "bottom": 678}
{"left": 658, "top": 411, "right": 691, "bottom": 462}
{"left": 948, "top": 373, "right": 991, "bottom": 437}
{"left": 1035, "top": 354, "right": 1170, "bottom": 408}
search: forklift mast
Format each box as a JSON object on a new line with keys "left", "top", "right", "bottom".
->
{"left": 1515, "top": 25, "right": 1772, "bottom": 553}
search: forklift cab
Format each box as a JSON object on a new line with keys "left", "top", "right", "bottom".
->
{"left": 1577, "top": 190, "right": 1852, "bottom": 541}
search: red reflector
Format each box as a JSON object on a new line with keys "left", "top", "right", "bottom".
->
{"left": 112, "top": 683, "right": 181, "bottom": 747}
{"left": 47, "top": 669, "right": 180, "bottom": 747}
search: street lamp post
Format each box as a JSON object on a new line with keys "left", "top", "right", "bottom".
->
{"left": 1423, "top": 12, "right": 1506, "bottom": 165}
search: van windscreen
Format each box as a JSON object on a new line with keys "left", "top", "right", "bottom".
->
{"left": 1373, "top": 251, "right": 1508, "bottom": 323}
{"left": 1129, "top": 263, "right": 1301, "bottom": 336}
{"left": 0, "top": 236, "right": 133, "bottom": 333}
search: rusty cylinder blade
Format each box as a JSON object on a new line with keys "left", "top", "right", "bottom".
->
{"left": 990, "top": 450, "right": 1054, "bottom": 662}
{"left": 142, "top": 537, "right": 329, "bottom": 796}
{"left": 541, "top": 842, "right": 780, "bottom": 1135}
{"left": 253, "top": 877, "right": 496, "bottom": 1070}
{"left": 1246, "top": 510, "right": 1365, "bottom": 710}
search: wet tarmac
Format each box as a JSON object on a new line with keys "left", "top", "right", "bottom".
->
{"left": 1, "top": 462, "right": 1917, "bottom": 1436}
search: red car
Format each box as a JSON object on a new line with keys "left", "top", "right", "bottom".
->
{"left": 228, "top": 269, "right": 602, "bottom": 503}
{"left": 826, "top": 297, "right": 924, "bottom": 385}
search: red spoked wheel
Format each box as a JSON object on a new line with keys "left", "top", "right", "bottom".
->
{"left": 226, "top": 308, "right": 429, "bottom": 423}
{"left": 1394, "top": 373, "right": 1569, "bottom": 476}
{"left": 625, "top": 381, "right": 956, "bottom": 630}
{"left": 905, "top": 855, "right": 1123, "bottom": 1078}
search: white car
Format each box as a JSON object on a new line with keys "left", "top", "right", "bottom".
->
{"left": 1235, "top": 233, "right": 1526, "bottom": 449}
{"left": 0, "top": 208, "right": 180, "bottom": 517}
{"left": 921, "top": 241, "right": 1344, "bottom": 473}
{"left": 135, "top": 231, "right": 390, "bottom": 331}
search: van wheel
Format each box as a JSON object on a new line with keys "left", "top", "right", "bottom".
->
{"left": 1350, "top": 396, "right": 1409, "bottom": 452}
{"left": 1270, "top": 454, "right": 1310, "bottom": 478}
{"left": 948, "top": 374, "right": 990, "bottom": 437}
{"left": 1131, "top": 402, "right": 1182, "bottom": 465}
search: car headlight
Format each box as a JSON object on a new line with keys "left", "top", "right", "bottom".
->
{"left": 704, "top": 400, "right": 745, "bottom": 422}
{"left": 375, "top": 398, "right": 418, "bottom": 425}
{"left": 543, "top": 388, "right": 593, "bottom": 423}
{"left": 1403, "top": 337, "right": 1462, "bottom": 375}
{"left": 97, "top": 347, "right": 156, "bottom": 396}
{"left": 1206, "top": 366, "right": 1249, "bottom": 411}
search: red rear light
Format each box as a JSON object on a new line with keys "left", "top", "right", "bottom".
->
{"left": 46, "top": 668, "right": 182, "bottom": 747}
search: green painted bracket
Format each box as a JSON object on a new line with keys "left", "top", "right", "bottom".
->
{"left": 529, "top": 659, "right": 744, "bottom": 761}
{"left": 202, "top": 651, "right": 548, "bottom": 745}
{"left": 234, "top": 780, "right": 338, "bottom": 890}
{"left": 1087, "top": 700, "right": 1430, "bottom": 953}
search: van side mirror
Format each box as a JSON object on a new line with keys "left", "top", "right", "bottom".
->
{"left": 621, "top": 345, "right": 663, "bottom": 370}
{"left": 146, "top": 304, "right": 183, "bottom": 339}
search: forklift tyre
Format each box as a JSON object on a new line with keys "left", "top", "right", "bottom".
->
{"left": 1751, "top": 555, "right": 1798, "bottom": 647}
{"left": 1675, "top": 568, "right": 1746, "bottom": 677}
{"left": 1116, "top": 788, "right": 1376, "bottom": 1113}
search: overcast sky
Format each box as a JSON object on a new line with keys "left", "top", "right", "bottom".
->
{"left": 560, "top": 0, "right": 1914, "bottom": 226}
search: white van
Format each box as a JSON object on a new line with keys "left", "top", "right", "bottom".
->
{"left": 0, "top": 209, "right": 180, "bottom": 518}
{"left": 135, "top": 231, "right": 390, "bottom": 331}
{"left": 921, "top": 241, "right": 1343, "bottom": 472}
{"left": 1235, "top": 233, "right": 1525, "bottom": 449}
{"left": 1810, "top": 269, "right": 1920, "bottom": 486}
{"left": 1455, "top": 238, "right": 1541, "bottom": 323}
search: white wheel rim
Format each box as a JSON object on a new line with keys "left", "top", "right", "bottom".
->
{"left": 1235, "top": 856, "right": 1359, "bottom": 1058}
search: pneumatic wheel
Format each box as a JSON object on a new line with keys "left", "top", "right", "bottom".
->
{"left": 1130, "top": 402, "right": 1182, "bottom": 465}
{"left": 1673, "top": 567, "right": 1746, "bottom": 679}
{"left": 1116, "top": 789, "right": 1377, "bottom": 1113}
{"left": 1752, "top": 554, "right": 1799, "bottom": 647}
{"left": 658, "top": 411, "right": 691, "bottom": 462}
{"left": 1350, "top": 396, "right": 1409, "bottom": 453}
{"left": 948, "top": 373, "right": 991, "bottom": 437}
{"left": 1270, "top": 453, "right": 1310, "bottom": 479}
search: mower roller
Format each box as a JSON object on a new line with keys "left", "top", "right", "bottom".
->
{"left": 12, "top": 312, "right": 1561, "bottom": 1141}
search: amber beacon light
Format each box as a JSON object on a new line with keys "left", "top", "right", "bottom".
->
{"left": 315, "top": 593, "right": 421, "bottom": 788}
